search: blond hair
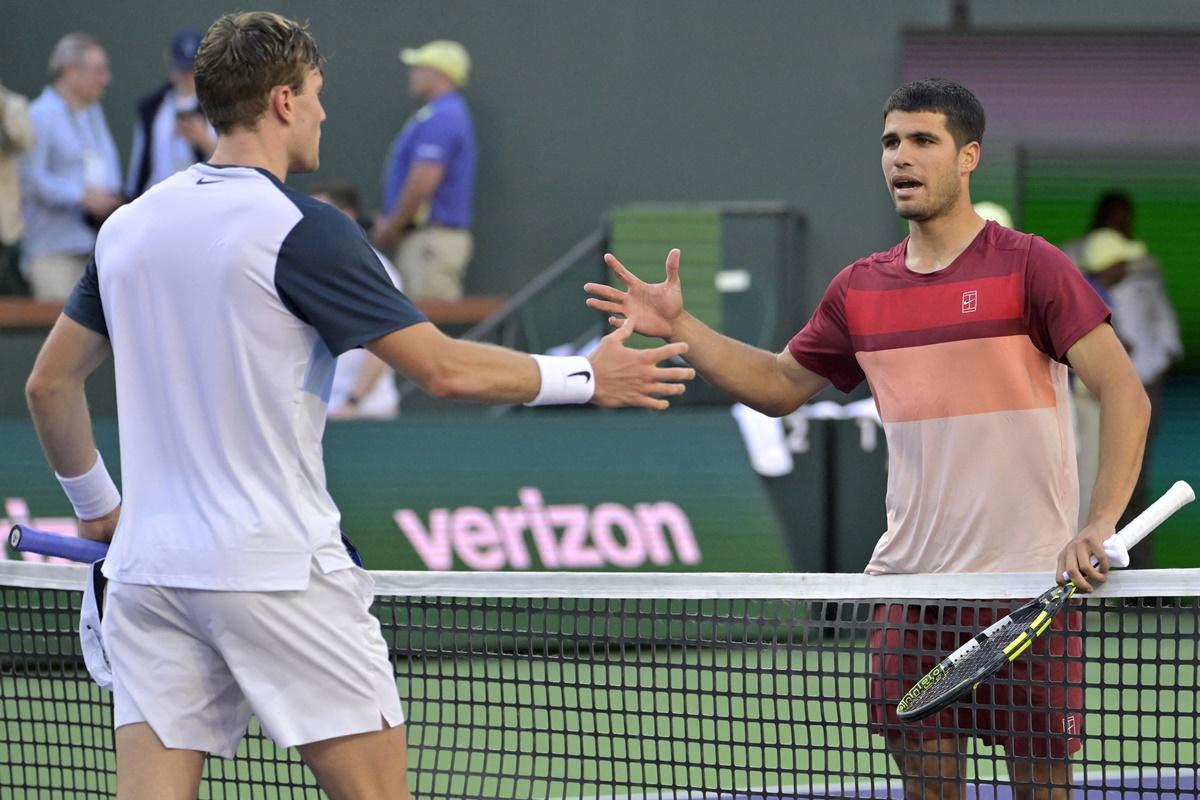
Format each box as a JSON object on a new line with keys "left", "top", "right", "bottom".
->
{"left": 194, "top": 12, "right": 323, "bottom": 134}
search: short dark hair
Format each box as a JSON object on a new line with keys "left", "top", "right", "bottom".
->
{"left": 883, "top": 78, "right": 985, "bottom": 149}
{"left": 310, "top": 183, "right": 361, "bottom": 216}
{"left": 1090, "top": 190, "right": 1132, "bottom": 231}
{"left": 194, "top": 12, "right": 323, "bottom": 134}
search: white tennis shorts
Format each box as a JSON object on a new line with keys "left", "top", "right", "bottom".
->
{"left": 102, "top": 563, "right": 405, "bottom": 758}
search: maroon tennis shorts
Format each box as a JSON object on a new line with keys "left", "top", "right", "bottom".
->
{"left": 868, "top": 602, "right": 1084, "bottom": 758}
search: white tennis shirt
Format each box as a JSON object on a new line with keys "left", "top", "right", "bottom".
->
{"left": 64, "top": 163, "right": 426, "bottom": 590}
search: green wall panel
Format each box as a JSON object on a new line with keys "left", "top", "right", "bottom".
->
{"left": 0, "top": 410, "right": 796, "bottom": 573}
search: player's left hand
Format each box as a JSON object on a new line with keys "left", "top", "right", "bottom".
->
{"left": 588, "top": 317, "right": 695, "bottom": 410}
{"left": 1057, "top": 519, "right": 1115, "bottom": 593}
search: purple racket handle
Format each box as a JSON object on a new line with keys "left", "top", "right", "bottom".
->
{"left": 9, "top": 525, "right": 110, "bottom": 563}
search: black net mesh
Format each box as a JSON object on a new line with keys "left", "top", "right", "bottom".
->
{"left": 1, "top": 573, "right": 1197, "bottom": 799}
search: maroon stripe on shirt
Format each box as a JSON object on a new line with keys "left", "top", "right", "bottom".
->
{"left": 845, "top": 273, "right": 1024, "bottom": 337}
{"left": 851, "top": 317, "right": 1029, "bottom": 353}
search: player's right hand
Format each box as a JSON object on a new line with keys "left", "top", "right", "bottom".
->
{"left": 585, "top": 248, "right": 685, "bottom": 341}
{"left": 588, "top": 318, "right": 694, "bottom": 410}
{"left": 79, "top": 504, "right": 120, "bottom": 544}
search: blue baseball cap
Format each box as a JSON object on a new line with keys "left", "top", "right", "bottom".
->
{"left": 169, "top": 28, "right": 203, "bottom": 71}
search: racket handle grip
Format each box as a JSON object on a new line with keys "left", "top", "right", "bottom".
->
{"left": 8, "top": 525, "right": 110, "bottom": 563}
{"left": 1060, "top": 480, "right": 1195, "bottom": 580}
{"left": 1114, "top": 480, "right": 1194, "bottom": 551}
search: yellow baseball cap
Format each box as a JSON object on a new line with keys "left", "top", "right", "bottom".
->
{"left": 973, "top": 201, "right": 1013, "bottom": 229}
{"left": 400, "top": 40, "right": 470, "bottom": 86}
{"left": 1081, "top": 228, "right": 1147, "bottom": 273}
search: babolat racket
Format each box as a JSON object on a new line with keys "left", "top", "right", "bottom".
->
{"left": 896, "top": 480, "right": 1195, "bottom": 723}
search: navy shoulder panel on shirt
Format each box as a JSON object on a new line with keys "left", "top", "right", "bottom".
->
{"left": 272, "top": 185, "right": 427, "bottom": 356}
{"left": 63, "top": 255, "right": 109, "bottom": 338}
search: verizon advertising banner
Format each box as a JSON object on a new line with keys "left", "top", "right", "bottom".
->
{"left": 1, "top": 410, "right": 793, "bottom": 572}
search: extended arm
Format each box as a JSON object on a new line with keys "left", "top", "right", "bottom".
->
{"left": 586, "top": 248, "right": 828, "bottom": 417}
{"left": 1058, "top": 323, "right": 1150, "bottom": 591}
{"left": 367, "top": 317, "right": 695, "bottom": 410}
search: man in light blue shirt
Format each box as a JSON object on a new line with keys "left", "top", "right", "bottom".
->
{"left": 372, "top": 40, "right": 477, "bottom": 300}
{"left": 21, "top": 32, "right": 122, "bottom": 299}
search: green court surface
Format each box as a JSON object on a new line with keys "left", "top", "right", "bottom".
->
{"left": 2, "top": 606, "right": 1195, "bottom": 799}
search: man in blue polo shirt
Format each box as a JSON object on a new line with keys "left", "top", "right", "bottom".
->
{"left": 372, "top": 40, "right": 476, "bottom": 300}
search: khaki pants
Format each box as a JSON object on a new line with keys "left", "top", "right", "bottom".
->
{"left": 25, "top": 253, "right": 89, "bottom": 300}
{"left": 393, "top": 227, "right": 472, "bottom": 300}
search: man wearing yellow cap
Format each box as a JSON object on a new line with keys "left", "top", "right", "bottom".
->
{"left": 372, "top": 40, "right": 476, "bottom": 300}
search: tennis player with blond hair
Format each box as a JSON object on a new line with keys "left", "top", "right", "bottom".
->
{"left": 25, "top": 12, "right": 691, "bottom": 799}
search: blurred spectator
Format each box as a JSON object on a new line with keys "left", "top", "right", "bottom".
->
{"left": 1065, "top": 194, "right": 1182, "bottom": 564}
{"left": 0, "top": 80, "right": 34, "bottom": 295}
{"left": 372, "top": 40, "right": 476, "bottom": 300}
{"left": 126, "top": 28, "right": 215, "bottom": 199}
{"left": 20, "top": 33, "right": 122, "bottom": 300}
{"left": 312, "top": 183, "right": 402, "bottom": 420}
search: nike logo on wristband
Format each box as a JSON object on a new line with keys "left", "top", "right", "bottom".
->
{"left": 568, "top": 370, "right": 592, "bottom": 383}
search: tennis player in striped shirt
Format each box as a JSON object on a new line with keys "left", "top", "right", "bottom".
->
{"left": 587, "top": 78, "right": 1149, "bottom": 800}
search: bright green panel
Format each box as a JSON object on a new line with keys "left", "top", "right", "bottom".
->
{"left": 609, "top": 208, "right": 722, "bottom": 349}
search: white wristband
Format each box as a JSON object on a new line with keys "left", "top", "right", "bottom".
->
{"left": 525, "top": 355, "right": 596, "bottom": 406}
{"left": 56, "top": 450, "right": 121, "bottom": 520}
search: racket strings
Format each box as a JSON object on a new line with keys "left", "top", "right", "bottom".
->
{"left": 901, "top": 604, "right": 1043, "bottom": 710}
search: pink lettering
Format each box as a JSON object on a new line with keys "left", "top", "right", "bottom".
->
{"left": 393, "top": 508, "right": 452, "bottom": 570}
{"left": 590, "top": 504, "right": 646, "bottom": 568}
{"left": 451, "top": 507, "right": 505, "bottom": 571}
{"left": 517, "top": 488, "right": 561, "bottom": 568}
{"left": 493, "top": 507, "right": 532, "bottom": 569}
{"left": 635, "top": 503, "right": 701, "bottom": 564}
{"left": 549, "top": 504, "right": 602, "bottom": 568}
{"left": 393, "top": 491, "right": 703, "bottom": 571}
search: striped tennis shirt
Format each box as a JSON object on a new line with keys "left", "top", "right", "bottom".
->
{"left": 789, "top": 221, "right": 1111, "bottom": 575}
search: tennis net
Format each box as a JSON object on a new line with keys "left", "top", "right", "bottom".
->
{"left": 1, "top": 562, "right": 1197, "bottom": 799}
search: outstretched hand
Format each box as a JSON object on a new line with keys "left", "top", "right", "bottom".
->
{"left": 585, "top": 248, "right": 685, "bottom": 341}
{"left": 588, "top": 317, "right": 694, "bottom": 410}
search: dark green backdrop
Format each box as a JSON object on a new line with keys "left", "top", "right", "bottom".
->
{"left": 5, "top": 1, "right": 1199, "bottom": 310}
{"left": 0, "top": 412, "right": 805, "bottom": 572}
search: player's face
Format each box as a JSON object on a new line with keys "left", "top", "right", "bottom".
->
{"left": 287, "top": 68, "right": 326, "bottom": 174}
{"left": 881, "top": 111, "right": 966, "bottom": 223}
